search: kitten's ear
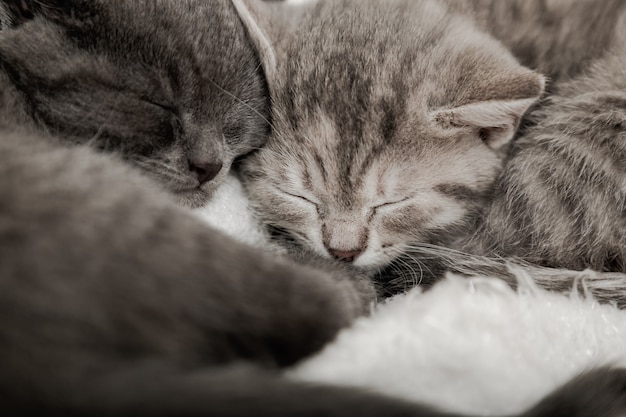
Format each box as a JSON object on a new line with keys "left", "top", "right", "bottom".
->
{"left": 432, "top": 73, "right": 545, "bottom": 149}
{"left": 231, "top": 0, "right": 277, "bottom": 78}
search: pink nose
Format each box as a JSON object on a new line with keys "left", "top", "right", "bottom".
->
{"left": 188, "top": 158, "right": 223, "bottom": 185}
{"left": 328, "top": 248, "right": 363, "bottom": 262}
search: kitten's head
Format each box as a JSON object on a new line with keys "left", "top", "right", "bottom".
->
{"left": 0, "top": 0, "right": 271, "bottom": 207}
{"left": 242, "top": 0, "right": 544, "bottom": 271}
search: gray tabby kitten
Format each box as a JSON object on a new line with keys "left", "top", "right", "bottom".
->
{"left": 242, "top": 0, "right": 626, "bottom": 303}
{"left": 243, "top": 0, "right": 545, "bottom": 270}
{"left": 238, "top": 3, "right": 626, "bottom": 413}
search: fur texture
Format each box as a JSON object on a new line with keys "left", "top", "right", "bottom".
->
{"left": 452, "top": 0, "right": 626, "bottom": 85}
{"left": 3, "top": 0, "right": 626, "bottom": 414}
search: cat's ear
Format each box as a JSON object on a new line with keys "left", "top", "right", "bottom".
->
{"left": 432, "top": 73, "right": 545, "bottom": 149}
{"left": 0, "top": 0, "right": 68, "bottom": 29}
{"left": 231, "top": 0, "right": 277, "bottom": 78}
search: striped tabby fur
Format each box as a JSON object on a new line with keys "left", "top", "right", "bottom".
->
{"left": 381, "top": 0, "right": 626, "bottom": 301}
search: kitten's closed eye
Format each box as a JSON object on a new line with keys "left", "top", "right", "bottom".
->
{"left": 278, "top": 189, "right": 320, "bottom": 208}
{"left": 372, "top": 197, "right": 411, "bottom": 213}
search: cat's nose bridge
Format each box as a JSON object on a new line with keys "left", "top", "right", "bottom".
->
{"left": 322, "top": 218, "right": 368, "bottom": 262}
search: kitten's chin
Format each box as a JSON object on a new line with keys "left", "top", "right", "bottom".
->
{"left": 172, "top": 187, "right": 217, "bottom": 208}
{"left": 170, "top": 171, "right": 231, "bottom": 208}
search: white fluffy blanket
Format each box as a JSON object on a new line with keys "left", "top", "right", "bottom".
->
{"left": 195, "top": 173, "right": 626, "bottom": 415}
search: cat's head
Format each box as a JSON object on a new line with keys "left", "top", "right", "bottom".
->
{"left": 242, "top": 0, "right": 544, "bottom": 271}
{"left": 0, "top": 0, "right": 272, "bottom": 207}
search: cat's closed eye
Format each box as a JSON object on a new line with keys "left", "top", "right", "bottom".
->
{"left": 278, "top": 189, "right": 320, "bottom": 208}
{"left": 372, "top": 197, "right": 411, "bottom": 214}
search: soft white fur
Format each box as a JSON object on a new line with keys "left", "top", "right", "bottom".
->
{"left": 195, "top": 173, "right": 626, "bottom": 415}
{"left": 193, "top": 173, "right": 269, "bottom": 247}
{"left": 291, "top": 274, "right": 626, "bottom": 414}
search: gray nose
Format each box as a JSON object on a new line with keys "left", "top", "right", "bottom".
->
{"left": 328, "top": 248, "right": 363, "bottom": 262}
{"left": 188, "top": 158, "right": 223, "bottom": 185}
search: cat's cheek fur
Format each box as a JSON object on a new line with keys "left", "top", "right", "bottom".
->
{"left": 356, "top": 198, "right": 469, "bottom": 269}
{"left": 247, "top": 185, "right": 323, "bottom": 249}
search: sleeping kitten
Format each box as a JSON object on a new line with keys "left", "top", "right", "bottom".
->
{"left": 241, "top": 0, "right": 626, "bottom": 302}
{"left": 0, "top": 0, "right": 270, "bottom": 208}
{"left": 242, "top": 0, "right": 544, "bottom": 270}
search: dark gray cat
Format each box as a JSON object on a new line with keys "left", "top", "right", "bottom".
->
{"left": 0, "top": 0, "right": 271, "bottom": 208}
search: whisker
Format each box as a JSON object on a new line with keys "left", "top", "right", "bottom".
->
{"left": 207, "top": 78, "right": 275, "bottom": 131}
